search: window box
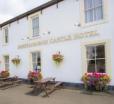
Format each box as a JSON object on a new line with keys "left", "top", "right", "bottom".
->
{"left": 81, "top": 72, "right": 110, "bottom": 91}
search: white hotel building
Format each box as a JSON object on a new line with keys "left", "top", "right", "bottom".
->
{"left": 0, "top": 0, "right": 114, "bottom": 87}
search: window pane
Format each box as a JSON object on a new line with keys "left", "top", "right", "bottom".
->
{"left": 4, "top": 56, "right": 9, "bottom": 70}
{"left": 5, "top": 64, "right": 9, "bottom": 70}
{"left": 37, "top": 57, "right": 40, "bottom": 61}
{"left": 37, "top": 52, "right": 40, "bottom": 57}
{"left": 4, "top": 28, "right": 8, "bottom": 43}
{"left": 94, "top": 0, "right": 102, "bottom": 7}
{"left": 96, "top": 59, "right": 105, "bottom": 73}
{"left": 84, "top": 0, "right": 93, "bottom": 10}
{"left": 5, "top": 36, "right": 8, "bottom": 43}
{"left": 84, "top": 0, "right": 103, "bottom": 23}
{"left": 6, "top": 57, "right": 9, "bottom": 63}
{"left": 87, "top": 60, "right": 95, "bottom": 72}
{"left": 37, "top": 57, "right": 40, "bottom": 62}
{"left": 94, "top": 6, "right": 103, "bottom": 21}
{"left": 32, "top": 53, "right": 36, "bottom": 62}
{"left": 96, "top": 45, "right": 105, "bottom": 58}
{"left": 5, "top": 28, "right": 8, "bottom": 36}
{"left": 32, "top": 17, "right": 39, "bottom": 27}
{"left": 33, "top": 63, "right": 37, "bottom": 70}
{"left": 86, "top": 46, "right": 95, "bottom": 59}
{"left": 85, "top": 9, "right": 94, "bottom": 23}
{"left": 32, "top": 52, "right": 41, "bottom": 70}
{"left": 37, "top": 53, "right": 41, "bottom": 65}
{"left": 33, "top": 28, "right": 39, "bottom": 36}
{"left": 5, "top": 56, "right": 9, "bottom": 63}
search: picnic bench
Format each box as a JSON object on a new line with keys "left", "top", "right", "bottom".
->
{"left": 33, "top": 77, "right": 62, "bottom": 97}
{"left": 0, "top": 77, "right": 9, "bottom": 81}
{"left": 0, "top": 77, "right": 22, "bottom": 90}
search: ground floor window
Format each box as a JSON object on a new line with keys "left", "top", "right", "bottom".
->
{"left": 4, "top": 55, "right": 9, "bottom": 70}
{"left": 86, "top": 44, "right": 105, "bottom": 73}
{"left": 31, "top": 52, "right": 41, "bottom": 71}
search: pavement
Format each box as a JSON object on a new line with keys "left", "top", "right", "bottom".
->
{"left": 0, "top": 84, "right": 114, "bottom": 104}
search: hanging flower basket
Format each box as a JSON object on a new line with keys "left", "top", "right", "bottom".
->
{"left": 52, "top": 52, "right": 64, "bottom": 64}
{"left": 11, "top": 57, "right": 21, "bottom": 65}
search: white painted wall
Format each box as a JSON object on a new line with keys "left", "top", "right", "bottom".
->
{"left": 0, "top": 0, "right": 114, "bottom": 85}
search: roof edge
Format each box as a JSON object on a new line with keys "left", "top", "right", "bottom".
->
{"left": 0, "top": 0, "right": 64, "bottom": 27}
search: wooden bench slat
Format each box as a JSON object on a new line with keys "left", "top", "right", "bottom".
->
{"left": 54, "top": 82, "right": 62, "bottom": 87}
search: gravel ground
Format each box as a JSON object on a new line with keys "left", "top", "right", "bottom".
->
{"left": 0, "top": 84, "right": 114, "bottom": 104}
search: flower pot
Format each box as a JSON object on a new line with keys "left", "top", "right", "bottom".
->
{"left": 1, "top": 71, "right": 9, "bottom": 78}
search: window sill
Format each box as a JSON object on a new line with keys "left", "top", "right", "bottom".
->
{"left": 30, "top": 35, "right": 41, "bottom": 40}
{"left": 81, "top": 19, "right": 108, "bottom": 28}
{"left": 2, "top": 43, "right": 9, "bottom": 46}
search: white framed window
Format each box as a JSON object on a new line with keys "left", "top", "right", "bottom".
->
{"left": 84, "top": 0, "right": 103, "bottom": 23}
{"left": 32, "top": 17, "right": 39, "bottom": 37}
{"left": 86, "top": 44, "right": 105, "bottom": 73}
{"left": 82, "top": 40, "right": 111, "bottom": 76}
{"left": 3, "top": 27, "right": 9, "bottom": 44}
{"left": 4, "top": 56, "right": 9, "bottom": 70}
{"left": 31, "top": 52, "right": 41, "bottom": 71}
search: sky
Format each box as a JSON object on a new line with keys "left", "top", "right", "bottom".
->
{"left": 0, "top": 0, "right": 50, "bottom": 23}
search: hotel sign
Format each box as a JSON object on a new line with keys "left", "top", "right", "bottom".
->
{"left": 18, "top": 31, "right": 98, "bottom": 49}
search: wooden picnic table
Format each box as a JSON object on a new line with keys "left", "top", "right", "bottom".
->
{"left": 34, "top": 77, "right": 55, "bottom": 96}
{"left": 33, "top": 77, "right": 62, "bottom": 97}
{"left": 34, "top": 77, "right": 55, "bottom": 83}
{"left": 0, "top": 77, "right": 22, "bottom": 90}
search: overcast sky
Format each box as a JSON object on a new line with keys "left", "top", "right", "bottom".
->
{"left": 0, "top": 0, "right": 50, "bottom": 23}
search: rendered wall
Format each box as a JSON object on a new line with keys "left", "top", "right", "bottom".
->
{"left": 0, "top": 0, "right": 114, "bottom": 85}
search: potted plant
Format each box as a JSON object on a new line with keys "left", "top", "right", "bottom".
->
{"left": 28, "top": 70, "right": 43, "bottom": 84}
{"left": 52, "top": 52, "right": 64, "bottom": 64}
{"left": 0, "top": 70, "right": 10, "bottom": 78}
{"left": 81, "top": 72, "right": 110, "bottom": 91}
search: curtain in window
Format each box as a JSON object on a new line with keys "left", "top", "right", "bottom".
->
{"left": 84, "top": 0, "right": 103, "bottom": 23}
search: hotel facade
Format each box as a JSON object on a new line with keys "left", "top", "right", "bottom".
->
{"left": 0, "top": 0, "right": 114, "bottom": 86}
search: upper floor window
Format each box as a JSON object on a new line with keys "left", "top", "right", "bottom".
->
{"left": 32, "top": 17, "right": 39, "bottom": 37}
{"left": 84, "top": 0, "right": 103, "bottom": 23}
{"left": 3, "top": 27, "right": 9, "bottom": 44}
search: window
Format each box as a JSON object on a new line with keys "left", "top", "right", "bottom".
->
{"left": 32, "top": 52, "right": 41, "bottom": 71}
{"left": 32, "top": 17, "right": 39, "bottom": 37}
{"left": 4, "top": 27, "right": 9, "bottom": 43}
{"left": 86, "top": 44, "right": 105, "bottom": 73}
{"left": 84, "top": 0, "right": 103, "bottom": 23}
{"left": 4, "top": 56, "right": 9, "bottom": 70}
